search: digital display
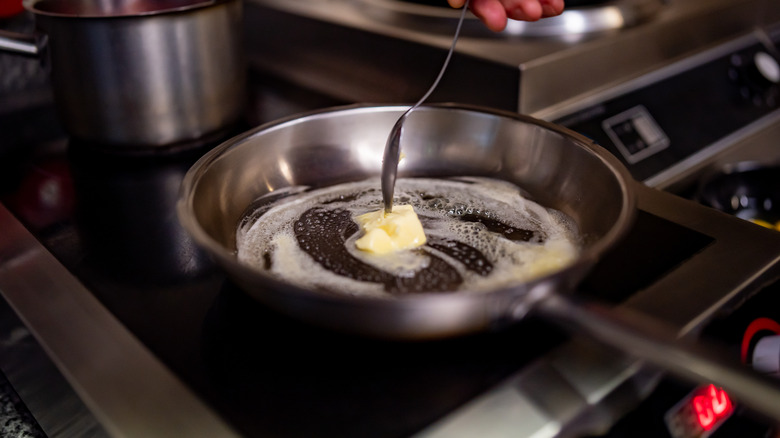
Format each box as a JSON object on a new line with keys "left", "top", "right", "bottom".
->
{"left": 602, "top": 105, "right": 669, "bottom": 164}
{"left": 665, "top": 384, "right": 734, "bottom": 438}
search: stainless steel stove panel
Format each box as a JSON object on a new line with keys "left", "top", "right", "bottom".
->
{"left": 547, "top": 29, "right": 780, "bottom": 192}
{"left": 245, "top": 0, "right": 776, "bottom": 115}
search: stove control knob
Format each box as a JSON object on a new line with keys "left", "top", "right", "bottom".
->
{"left": 729, "top": 51, "right": 780, "bottom": 107}
{"left": 752, "top": 51, "right": 780, "bottom": 85}
{"left": 752, "top": 334, "right": 780, "bottom": 376}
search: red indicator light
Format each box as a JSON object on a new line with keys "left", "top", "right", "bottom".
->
{"left": 692, "top": 385, "right": 733, "bottom": 431}
{"left": 693, "top": 395, "right": 716, "bottom": 430}
{"left": 666, "top": 384, "right": 734, "bottom": 438}
{"left": 709, "top": 385, "right": 731, "bottom": 416}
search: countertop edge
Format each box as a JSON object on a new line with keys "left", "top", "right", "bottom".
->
{"left": 0, "top": 203, "right": 241, "bottom": 438}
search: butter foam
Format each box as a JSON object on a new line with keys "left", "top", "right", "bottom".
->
{"left": 237, "top": 177, "right": 580, "bottom": 297}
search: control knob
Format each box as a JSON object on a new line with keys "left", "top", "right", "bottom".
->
{"left": 753, "top": 335, "right": 780, "bottom": 376}
{"left": 729, "top": 50, "right": 780, "bottom": 107}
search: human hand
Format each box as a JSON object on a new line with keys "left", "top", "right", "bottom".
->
{"left": 447, "top": 0, "right": 565, "bottom": 32}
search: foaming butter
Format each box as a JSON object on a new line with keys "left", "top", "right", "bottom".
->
{"left": 237, "top": 177, "right": 582, "bottom": 297}
{"left": 354, "top": 204, "right": 427, "bottom": 254}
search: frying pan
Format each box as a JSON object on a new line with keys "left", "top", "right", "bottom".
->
{"left": 177, "top": 104, "right": 780, "bottom": 421}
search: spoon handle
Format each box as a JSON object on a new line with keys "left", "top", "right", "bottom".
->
{"left": 381, "top": 0, "right": 470, "bottom": 214}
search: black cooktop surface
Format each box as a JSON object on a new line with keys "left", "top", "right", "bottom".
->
{"left": 0, "top": 133, "right": 716, "bottom": 437}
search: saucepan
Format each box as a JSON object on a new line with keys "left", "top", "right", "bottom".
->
{"left": 0, "top": 0, "right": 245, "bottom": 150}
{"left": 177, "top": 103, "right": 780, "bottom": 420}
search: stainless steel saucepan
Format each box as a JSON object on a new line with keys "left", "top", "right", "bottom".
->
{"left": 0, "top": 0, "right": 246, "bottom": 149}
{"left": 177, "top": 104, "right": 780, "bottom": 421}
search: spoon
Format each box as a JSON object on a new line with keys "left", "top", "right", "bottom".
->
{"left": 381, "top": 0, "right": 470, "bottom": 214}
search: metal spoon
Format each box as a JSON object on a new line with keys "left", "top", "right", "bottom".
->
{"left": 381, "top": 0, "right": 470, "bottom": 214}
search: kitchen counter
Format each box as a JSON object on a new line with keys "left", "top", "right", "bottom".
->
{"left": 0, "top": 363, "right": 46, "bottom": 438}
{"left": 0, "top": 291, "right": 104, "bottom": 438}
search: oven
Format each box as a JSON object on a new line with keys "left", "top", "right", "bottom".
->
{"left": 1, "top": 0, "right": 780, "bottom": 437}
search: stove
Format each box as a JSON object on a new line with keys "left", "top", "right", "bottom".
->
{"left": 245, "top": 0, "right": 780, "bottom": 190}
{"left": 1, "top": 1, "right": 780, "bottom": 437}
{"left": 244, "top": 0, "right": 779, "bottom": 112}
{"left": 1, "top": 139, "right": 779, "bottom": 438}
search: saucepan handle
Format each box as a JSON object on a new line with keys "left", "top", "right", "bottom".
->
{"left": 0, "top": 29, "right": 46, "bottom": 56}
{"left": 531, "top": 292, "right": 780, "bottom": 422}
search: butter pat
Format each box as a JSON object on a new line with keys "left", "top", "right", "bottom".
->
{"left": 355, "top": 205, "right": 427, "bottom": 254}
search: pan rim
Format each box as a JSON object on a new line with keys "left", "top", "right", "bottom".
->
{"left": 23, "top": 0, "right": 233, "bottom": 18}
{"left": 176, "top": 102, "right": 637, "bottom": 308}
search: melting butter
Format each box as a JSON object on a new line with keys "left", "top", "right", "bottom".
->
{"left": 354, "top": 204, "right": 427, "bottom": 254}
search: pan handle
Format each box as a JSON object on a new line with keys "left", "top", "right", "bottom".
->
{"left": 530, "top": 291, "right": 780, "bottom": 422}
{"left": 0, "top": 29, "right": 46, "bottom": 56}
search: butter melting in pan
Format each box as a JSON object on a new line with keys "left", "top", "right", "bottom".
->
{"left": 236, "top": 177, "right": 581, "bottom": 297}
{"left": 355, "top": 205, "right": 427, "bottom": 254}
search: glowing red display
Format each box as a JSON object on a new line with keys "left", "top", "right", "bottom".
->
{"left": 666, "top": 384, "right": 735, "bottom": 438}
{"left": 692, "top": 385, "right": 733, "bottom": 431}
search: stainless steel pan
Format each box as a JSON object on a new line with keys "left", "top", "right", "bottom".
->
{"left": 177, "top": 104, "right": 780, "bottom": 421}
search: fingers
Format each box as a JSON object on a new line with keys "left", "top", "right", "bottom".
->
{"left": 469, "top": 0, "right": 511, "bottom": 32}
{"left": 452, "top": 0, "right": 565, "bottom": 32}
{"left": 506, "top": 0, "right": 543, "bottom": 22}
{"left": 540, "top": 0, "right": 565, "bottom": 18}
{"left": 501, "top": 0, "right": 563, "bottom": 21}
